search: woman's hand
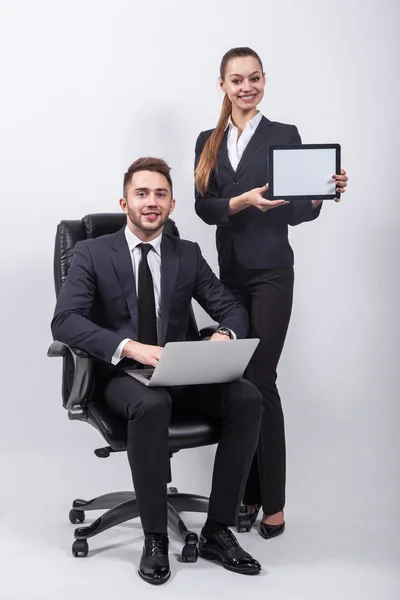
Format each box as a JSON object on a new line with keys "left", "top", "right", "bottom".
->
{"left": 228, "top": 183, "right": 289, "bottom": 215}
{"left": 245, "top": 184, "right": 290, "bottom": 212}
{"left": 312, "top": 169, "right": 348, "bottom": 209}
{"left": 333, "top": 169, "right": 348, "bottom": 201}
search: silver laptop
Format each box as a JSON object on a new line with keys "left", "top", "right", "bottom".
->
{"left": 125, "top": 339, "right": 259, "bottom": 387}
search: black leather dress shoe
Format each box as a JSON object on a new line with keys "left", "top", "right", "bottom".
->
{"left": 259, "top": 521, "right": 285, "bottom": 539}
{"left": 138, "top": 533, "right": 170, "bottom": 585}
{"left": 199, "top": 526, "right": 261, "bottom": 575}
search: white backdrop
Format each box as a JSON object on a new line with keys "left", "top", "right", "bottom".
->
{"left": 0, "top": 0, "right": 399, "bottom": 598}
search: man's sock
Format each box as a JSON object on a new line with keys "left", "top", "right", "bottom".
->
{"left": 201, "top": 518, "right": 226, "bottom": 540}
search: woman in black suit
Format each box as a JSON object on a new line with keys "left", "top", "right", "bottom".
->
{"left": 194, "top": 47, "right": 348, "bottom": 539}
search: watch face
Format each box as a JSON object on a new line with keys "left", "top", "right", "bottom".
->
{"left": 217, "top": 328, "right": 232, "bottom": 338}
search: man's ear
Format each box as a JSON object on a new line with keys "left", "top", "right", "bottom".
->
{"left": 119, "top": 197, "right": 128, "bottom": 214}
{"left": 169, "top": 199, "right": 176, "bottom": 215}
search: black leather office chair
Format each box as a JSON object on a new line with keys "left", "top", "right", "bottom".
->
{"left": 48, "top": 213, "right": 252, "bottom": 562}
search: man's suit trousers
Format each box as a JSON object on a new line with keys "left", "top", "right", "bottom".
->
{"left": 102, "top": 373, "right": 262, "bottom": 533}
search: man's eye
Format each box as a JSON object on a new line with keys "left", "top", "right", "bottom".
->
{"left": 138, "top": 192, "right": 146, "bottom": 197}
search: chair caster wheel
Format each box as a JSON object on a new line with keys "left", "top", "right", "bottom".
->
{"left": 72, "top": 539, "right": 89, "bottom": 557}
{"left": 69, "top": 509, "right": 85, "bottom": 524}
{"left": 236, "top": 505, "right": 252, "bottom": 533}
{"left": 181, "top": 544, "right": 198, "bottom": 563}
{"left": 169, "top": 487, "right": 178, "bottom": 494}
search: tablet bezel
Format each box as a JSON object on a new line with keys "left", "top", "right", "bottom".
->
{"left": 268, "top": 143, "right": 341, "bottom": 201}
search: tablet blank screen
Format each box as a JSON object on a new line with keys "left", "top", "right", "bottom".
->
{"left": 273, "top": 148, "right": 336, "bottom": 197}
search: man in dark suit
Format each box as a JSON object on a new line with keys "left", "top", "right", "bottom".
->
{"left": 51, "top": 157, "right": 263, "bottom": 585}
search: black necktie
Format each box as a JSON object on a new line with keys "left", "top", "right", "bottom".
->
{"left": 137, "top": 243, "right": 158, "bottom": 346}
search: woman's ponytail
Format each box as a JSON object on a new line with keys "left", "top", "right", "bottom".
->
{"left": 195, "top": 94, "right": 232, "bottom": 196}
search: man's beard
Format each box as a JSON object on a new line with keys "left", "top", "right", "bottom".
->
{"left": 127, "top": 206, "right": 168, "bottom": 232}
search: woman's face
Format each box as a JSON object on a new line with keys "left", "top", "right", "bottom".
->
{"left": 220, "top": 56, "right": 266, "bottom": 113}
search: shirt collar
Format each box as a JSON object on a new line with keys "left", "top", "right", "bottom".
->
{"left": 225, "top": 111, "right": 263, "bottom": 132}
{"left": 124, "top": 225, "right": 162, "bottom": 256}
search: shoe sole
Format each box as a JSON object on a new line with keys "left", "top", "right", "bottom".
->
{"left": 138, "top": 570, "right": 171, "bottom": 585}
{"left": 198, "top": 549, "right": 261, "bottom": 575}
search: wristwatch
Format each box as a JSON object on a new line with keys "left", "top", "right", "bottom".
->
{"left": 215, "top": 327, "right": 233, "bottom": 339}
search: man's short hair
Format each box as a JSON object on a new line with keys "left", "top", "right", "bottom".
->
{"left": 123, "top": 157, "right": 173, "bottom": 199}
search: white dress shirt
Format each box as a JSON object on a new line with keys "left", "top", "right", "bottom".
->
{"left": 226, "top": 111, "right": 263, "bottom": 171}
{"left": 111, "top": 227, "right": 163, "bottom": 365}
{"left": 111, "top": 227, "right": 236, "bottom": 365}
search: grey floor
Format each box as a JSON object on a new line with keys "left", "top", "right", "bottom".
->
{"left": 1, "top": 447, "right": 399, "bottom": 600}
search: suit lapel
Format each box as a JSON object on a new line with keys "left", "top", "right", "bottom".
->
{"left": 235, "top": 116, "right": 274, "bottom": 176}
{"left": 160, "top": 234, "right": 179, "bottom": 344}
{"left": 219, "top": 130, "right": 236, "bottom": 178}
{"left": 109, "top": 228, "right": 139, "bottom": 337}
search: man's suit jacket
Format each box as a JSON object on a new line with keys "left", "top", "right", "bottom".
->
{"left": 195, "top": 116, "right": 322, "bottom": 271}
{"left": 51, "top": 228, "right": 249, "bottom": 363}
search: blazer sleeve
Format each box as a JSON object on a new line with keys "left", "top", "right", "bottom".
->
{"left": 51, "top": 241, "right": 124, "bottom": 363}
{"left": 194, "top": 132, "right": 231, "bottom": 225}
{"left": 286, "top": 125, "right": 323, "bottom": 226}
{"left": 192, "top": 243, "right": 249, "bottom": 339}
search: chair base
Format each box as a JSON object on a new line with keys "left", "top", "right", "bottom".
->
{"left": 69, "top": 487, "right": 209, "bottom": 562}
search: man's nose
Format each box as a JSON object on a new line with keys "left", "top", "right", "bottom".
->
{"left": 145, "top": 193, "right": 157, "bottom": 205}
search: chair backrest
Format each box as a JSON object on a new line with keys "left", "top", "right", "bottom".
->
{"left": 53, "top": 212, "right": 199, "bottom": 335}
{"left": 54, "top": 213, "right": 181, "bottom": 295}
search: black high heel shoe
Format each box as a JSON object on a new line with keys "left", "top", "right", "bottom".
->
{"left": 259, "top": 517, "right": 285, "bottom": 540}
{"left": 248, "top": 505, "right": 261, "bottom": 525}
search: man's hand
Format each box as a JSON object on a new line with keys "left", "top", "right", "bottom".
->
{"left": 209, "top": 332, "right": 231, "bottom": 341}
{"left": 244, "top": 184, "right": 290, "bottom": 212}
{"left": 121, "top": 340, "right": 163, "bottom": 367}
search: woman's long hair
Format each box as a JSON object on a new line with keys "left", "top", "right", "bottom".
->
{"left": 195, "top": 47, "right": 263, "bottom": 196}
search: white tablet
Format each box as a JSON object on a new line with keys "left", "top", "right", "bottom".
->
{"left": 268, "top": 144, "right": 341, "bottom": 200}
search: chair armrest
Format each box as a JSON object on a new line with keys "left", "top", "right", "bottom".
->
{"left": 48, "top": 341, "right": 94, "bottom": 414}
{"left": 198, "top": 326, "right": 218, "bottom": 340}
{"left": 47, "top": 341, "right": 92, "bottom": 359}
